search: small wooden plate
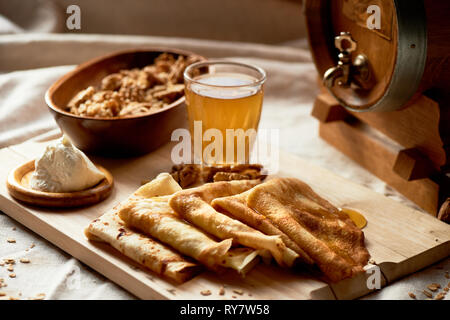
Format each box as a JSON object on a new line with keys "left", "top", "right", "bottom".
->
{"left": 6, "top": 160, "right": 114, "bottom": 208}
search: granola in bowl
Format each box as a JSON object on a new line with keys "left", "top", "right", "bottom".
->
{"left": 67, "top": 53, "right": 199, "bottom": 118}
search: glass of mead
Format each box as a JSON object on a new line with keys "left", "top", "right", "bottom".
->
{"left": 183, "top": 61, "right": 266, "bottom": 165}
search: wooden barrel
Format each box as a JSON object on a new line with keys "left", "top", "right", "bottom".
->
{"left": 304, "top": 0, "right": 450, "bottom": 112}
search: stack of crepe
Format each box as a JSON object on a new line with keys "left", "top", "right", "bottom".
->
{"left": 211, "top": 178, "right": 370, "bottom": 282}
{"left": 85, "top": 173, "right": 263, "bottom": 283}
{"left": 85, "top": 173, "right": 370, "bottom": 283}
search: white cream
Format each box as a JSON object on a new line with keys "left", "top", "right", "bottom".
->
{"left": 30, "top": 135, "right": 106, "bottom": 193}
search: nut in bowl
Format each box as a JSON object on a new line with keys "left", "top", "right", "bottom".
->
{"left": 45, "top": 49, "right": 205, "bottom": 157}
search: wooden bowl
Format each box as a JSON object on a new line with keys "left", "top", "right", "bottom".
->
{"left": 7, "top": 160, "right": 113, "bottom": 208}
{"left": 45, "top": 48, "right": 205, "bottom": 157}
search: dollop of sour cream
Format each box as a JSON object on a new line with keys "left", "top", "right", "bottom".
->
{"left": 30, "top": 135, "right": 106, "bottom": 193}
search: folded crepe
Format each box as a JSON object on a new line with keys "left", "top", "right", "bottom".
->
{"left": 119, "top": 196, "right": 259, "bottom": 275}
{"left": 85, "top": 173, "right": 195, "bottom": 283}
{"left": 245, "top": 177, "right": 370, "bottom": 282}
{"left": 169, "top": 180, "right": 299, "bottom": 267}
{"left": 134, "top": 172, "right": 183, "bottom": 198}
{"left": 85, "top": 210, "right": 200, "bottom": 283}
{"left": 212, "top": 190, "right": 314, "bottom": 265}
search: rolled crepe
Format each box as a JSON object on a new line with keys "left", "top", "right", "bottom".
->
{"left": 85, "top": 210, "right": 200, "bottom": 283}
{"left": 119, "top": 196, "right": 259, "bottom": 275}
{"left": 246, "top": 177, "right": 370, "bottom": 282}
{"left": 212, "top": 190, "right": 314, "bottom": 265}
{"left": 169, "top": 180, "right": 299, "bottom": 267}
{"left": 85, "top": 172, "right": 197, "bottom": 283}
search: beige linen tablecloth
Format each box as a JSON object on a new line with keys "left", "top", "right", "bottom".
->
{"left": 0, "top": 34, "right": 448, "bottom": 300}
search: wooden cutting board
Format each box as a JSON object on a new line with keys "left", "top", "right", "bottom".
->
{"left": 0, "top": 138, "right": 448, "bottom": 300}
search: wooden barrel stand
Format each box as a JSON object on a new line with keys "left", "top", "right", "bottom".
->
{"left": 304, "top": 0, "right": 450, "bottom": 219}
{"left": 312, "top": 87, "right": 450, "bottom": 217}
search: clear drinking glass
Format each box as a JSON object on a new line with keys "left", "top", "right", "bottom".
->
{"left": 184, "top": 61, "right": 266, "bottom": 165}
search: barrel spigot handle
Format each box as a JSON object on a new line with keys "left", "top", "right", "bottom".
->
{"left": 323, "top": 32, "right": 371, "bottom": 89}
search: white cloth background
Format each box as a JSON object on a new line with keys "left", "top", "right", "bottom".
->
{"left": 0, "top": 33, "right": 448, "bottom": 300}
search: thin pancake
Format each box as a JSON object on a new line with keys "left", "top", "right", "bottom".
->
{"left": 246, "top": 177, "right": 370, "bottom": 282}
{"left": 85, "top": 210, "right": 200, "bottom": 283}
{"left": 119, "top": 196, "right": 259, "bottom": 275}
{"left": 221, "top": 248, "right": 260, "bottom": 276}
{"left": 212, "top": 190, "right": 314, "bottom": 265}
{"left": 85, "top": 172, "right": 197, "bottom": 283}
{"left": 169, "top": 180, "right": 299, "bottom": 267}
{"left": 134, "top": 172, "right": 182, "bottom": 198}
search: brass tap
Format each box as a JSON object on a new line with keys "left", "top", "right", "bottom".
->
{"left": 323, "top": 32, "right": 371, "bottom": 89}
